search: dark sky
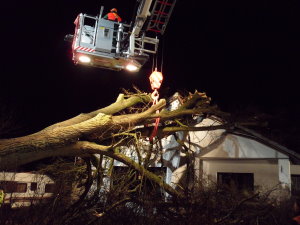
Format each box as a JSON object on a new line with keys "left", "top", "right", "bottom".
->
{"left": 1, "top": 0, "right": 300, "bottom": 135}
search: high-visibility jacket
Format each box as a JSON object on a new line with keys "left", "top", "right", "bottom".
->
{"left": 106, "top": 12, "right": 122, "bottom": 22}
{"left": 0, "top": 191, "right": 4, "bottom": 205}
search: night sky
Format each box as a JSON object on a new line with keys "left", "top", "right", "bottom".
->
{"left": 1, "top": 0, "right": 300, "bottom": 139}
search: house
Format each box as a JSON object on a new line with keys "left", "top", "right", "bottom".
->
{"left": 166, "top": 116, "right": 300, "bottom": 196}
{"left": 113, "top": 94, "right": 300, "bottom": 198}
{"left": 0, "top": 172, "right": 55, "bottom": 208}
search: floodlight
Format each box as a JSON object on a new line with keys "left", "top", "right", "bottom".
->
{"left": 125, "top": 64, "right": 138, "bottom": 72}
{"left": 78, "top": 55, "right": 91, "bottom": 63}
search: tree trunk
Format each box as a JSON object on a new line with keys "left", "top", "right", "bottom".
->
{"left": 0, "top": 91, "right": 226, "bottom": 198}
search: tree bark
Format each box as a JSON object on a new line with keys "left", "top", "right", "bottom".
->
{"left": 0, "top": 91, "right": 225, "bottom": 199}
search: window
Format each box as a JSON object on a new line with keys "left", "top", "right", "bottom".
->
{"left": 291, "top": 175, "right": 300, "bottom": 196}
{"left": 0, "top": 181, "right": 17, "bottom": 193}
{"left": 45, "top": 184, "right": 56, "bottom": 193}
{"left": 217, "top": 173, "right": 254, "bottom": 191}
{"left": 0, "top": 181, "right": 27, "bottom": 193}
{"left": 30, "top": 182, "right": 37, "bottom": 191}
{"left": 83, "top": 16, "right": 96, "bottom": 28}
{"left": 15, "top": 183, "right": 27, "bottom": 193}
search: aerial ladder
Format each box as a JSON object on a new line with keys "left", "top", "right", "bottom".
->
{"left": 65, "top": 0, "right": 176, "bottom": 72}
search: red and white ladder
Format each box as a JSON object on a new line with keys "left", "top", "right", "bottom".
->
{"left": 146, "top": 0, "right": 177, "bottom": 35}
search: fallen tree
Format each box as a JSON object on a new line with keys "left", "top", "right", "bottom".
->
{"left": 1, "top": 90, "right": 290, "bottom": 225}
{"left": 0, "top": 90, "right": 230, "bottom": 199}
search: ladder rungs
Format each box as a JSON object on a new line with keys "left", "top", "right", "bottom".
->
{"left": 151, "top": 20, "right": 165, "bottom": 25}
{"left": 158, "top": 1, "right": 173, "bottom": 6}
{"left": 147, "top": 28, "right": 161, "bottom": 33}
{"left": 154, "top": 10, "right": 169, "bottom": 16}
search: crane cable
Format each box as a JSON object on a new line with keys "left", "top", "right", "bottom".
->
{"left": 149, "top": 37, "right": 164, "bottom": 142}
{"left": 160, "top": 37, "right": 164, "bottom": 73}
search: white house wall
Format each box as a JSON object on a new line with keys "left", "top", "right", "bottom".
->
{"left": 188, "top": 118, "right": 225, "bottom": 151}
{"left": 0, "top": 172, "right": 55, "bottom": 208}
{"left": 189, "top": 118, "right": 296, "bottom": 192}
{"left": 291, "top": 165, "right": 300, "bottom": 174}
{"left": 278, "top": 159, "right": 291, "bottom": 189}
{"left": 110, "top": 116, "right": 300, "bottom": 193}
{"left": 202, "top": 159, "right": 281, "bottom": 190}
{"left": 205, "top": 134, "right": 288, "bottom": 159}
{"left": 0, "top": 172, "right": 54, "bottom": 184}
{"left": 188, "top": 119, "right": 288, "bottom": 159}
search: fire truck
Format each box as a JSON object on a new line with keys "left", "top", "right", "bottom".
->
{"left": 65, "top": 0, "right": 176, "bottom": 72}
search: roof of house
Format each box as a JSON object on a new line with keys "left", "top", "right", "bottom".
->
{"left": 229, "top": 124, "right": 300, "bottom": 164}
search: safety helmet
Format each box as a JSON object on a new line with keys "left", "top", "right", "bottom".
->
{"left": 110, "top": 8, "right": 117, "bottom": 12}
